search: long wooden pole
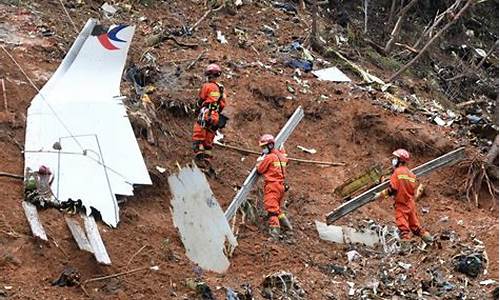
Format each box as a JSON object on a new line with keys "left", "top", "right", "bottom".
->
{"left": 215, "top": 142, "right": 345, "bottom": 166}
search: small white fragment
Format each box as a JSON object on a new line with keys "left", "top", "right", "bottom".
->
{"left": 480, "top": 279, "right": 497, "bottom": 286}
{"left": 398, "top": 262, "right": 412, "bottom": 270}
{"left": 346, "top": 250, "right": 361, "bottom": 263}
{"left": 156, "top": 166, "right": 166, "bottom": 173}
{"left": 297, "top": 145, "right": 317, "bottom": 154}
{"left": 150, "top": 265, "right": 160, "bottom": 271}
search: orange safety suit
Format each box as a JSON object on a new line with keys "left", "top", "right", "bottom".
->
{"left": 389, "top": 166, "right": 427, "bottom": 240}
{"left": 256, "top": 149, "right": 288, "bottom": 228}
{"left": 192, "top": 81, "right": 226, "bottom": 159}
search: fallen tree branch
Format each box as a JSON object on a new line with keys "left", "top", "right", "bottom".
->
{"left": 384, "top": 0, "right": 418, "bottom": 53}
{"left": 0, "top": 172, "right": 23, "bottom": 179}
{"left": 389, "top": 0, "right": 475, "bottom": 82}
{"left": 1, "top": 79, "right": 7, "bottom": 111}
{"left": 126, "top": 244, "right": 149, "bottom": 267}
{"left": 475, "top": 39, "right": 499, "bottom": 70}
{"left": 84, "top": 266, "right": 152, "bottom": 285}
{"left": 456, "top": 99, "right": 487, "bottom": 108}
{"left": 186, "top": 50, "right": 207, "bottom": 70}
{"left": 395, "top": 42, "right": 418, "bottom": 53}
{"left": 215, "top": 142, "right": 345, "bottom": 166}
{"left": 189, "top": 4, "right": 225, "bottom": 33}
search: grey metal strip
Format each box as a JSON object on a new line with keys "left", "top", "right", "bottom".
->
{"left": 21, "top": 201, "right": 48, "bottom": 241}
{"left": 326, "top": 147, "right": 466, "bottom": 224}
{"left": 83, "top": 215, "right": 111, "bottom": 265}
{"left": 65, "top": 217, "right": 93, "bottom": 253}
{"left": 224, "top": 106, "right": 304, "bottom": 221}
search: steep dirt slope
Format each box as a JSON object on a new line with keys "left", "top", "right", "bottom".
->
{"left": 0, "top": 1, "right": 498, "bottom": 299}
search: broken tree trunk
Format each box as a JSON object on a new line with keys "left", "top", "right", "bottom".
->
{"left": 389, "top": 0, "right": 475, "bottom": 82}
{"left": 326, "top": 147, "right": 466, "bottom": 224}
{"left": 363, "top": 0, "right": 369, "bottom": 34}
{"left": 487, "top": 135, "right": 499, "bottom": 165}
{"left": 384, "top": 0, "right": 418, "bottom": 54}
{"left": 485, "top": 135, "right": 499, "bottom": 179}
{"left": 310, "top": 0, "right": 323, "bottom": 52}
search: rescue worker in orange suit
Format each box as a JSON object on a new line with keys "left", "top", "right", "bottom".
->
{"left": 256, "top": 134, "right": 293, "bottom": 238}
{"left": 192, "top": 63, "right": 227, "bottom": 171}
{"left": 375, "top": 149, "right": 433, "bottom": 245}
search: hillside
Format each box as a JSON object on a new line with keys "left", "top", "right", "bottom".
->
{"left": 0, "top": 1, "right": 498, "bottom": 299}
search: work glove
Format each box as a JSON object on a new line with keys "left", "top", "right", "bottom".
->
{"left": 374, "top": 189, "right": 388, "bottom": 200}
{"left": 256, "top": 155, "right": 265, "bottom": 162}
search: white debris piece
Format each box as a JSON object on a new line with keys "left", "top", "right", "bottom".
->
{"left": 434, "top": 116, "right": 446, "bottom": 126}
{"left": 150, "top": 265, "right": 160, "bottom": 271}
{"left": 480, "top": 279, "right": 497, "bottom": 286}
{"left": 214, "top": 131, "right": 224, "bottom": 144}
{"left": 24, "top": 19, "right": 151, "bottom": 227}
{"left": 216, "top": 31, "right": 228, "bottom": 44}
{"left": 398, "top": 262, "right": 412, "bottom": 270}
{"left": 312, "top": 67, "right": 351, "bottom": 82}
{"left": 168, "top": 165, "right": 237, "bottom": 273}
{"left": 347, "top": 282, "right": 355, "bottom": 296}
{"left": 475, "top": 48, "right": 487, "bottom": 57}
{"left": 156, "top": 166, "right": 166, "bottom": 173}
{"left": 297, "top": 145, "right": 317, "bottom": 154}
{"left": 439, "top": 216, "right": 449, "bottom": 223}
{"left": 315, "top": 221, "right": 380, "bottom": 247}
{"left": 346, "top": 250, "right": 361, "bottom": 262}
{"left": 101, "top": 3, "right": 118, "bottom": 18}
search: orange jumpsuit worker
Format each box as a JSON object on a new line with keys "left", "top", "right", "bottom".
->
{"left": 192, "top": 64, "right": 227, "bottom": 168}
{"left": 375, "top": 149, "right": 433, "bottom": 244}
{"left": 256, "top": 134, "right": 293, "bottom": 238}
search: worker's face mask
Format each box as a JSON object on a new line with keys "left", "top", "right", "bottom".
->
{"left": 262, "top": 147, "right": 270, "bottom": 155}
{"left": 391, "top": 158, "right": 399, "bottom": 169}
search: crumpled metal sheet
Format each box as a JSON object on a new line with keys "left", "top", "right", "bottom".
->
{"left": 24, "top": 19, "right": 151, "bottom": 227}
{"left": 168, "top": 165, "right": 237, "bottom": 273}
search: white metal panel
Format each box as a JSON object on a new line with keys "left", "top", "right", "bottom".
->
{"left": 24, "top": 20, "right": 151, "bottom": 227}
{"left": 22, "top": 201, "right": 48, "bottom": 241}
{"left": 312, "top": 67, "right": 351, "bottom": 82}
{"left": 168, "top": 165, "right": 238, "bottom": 273}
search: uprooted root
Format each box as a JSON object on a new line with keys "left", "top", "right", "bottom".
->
{"left": 460, "top": 155, "right": 498, "bottom": 208}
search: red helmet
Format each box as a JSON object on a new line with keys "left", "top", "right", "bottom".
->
{"left": 38, "top": 165, "right": 52, "bottom": 175}
{"left": 205, "top": 64, "right": 222, "bottom": 76}
{"left": 259, "top": 134, "right": 275, "bottom": 147}
{"left": 393, "top": 149, "right": 410, "bottom": 162}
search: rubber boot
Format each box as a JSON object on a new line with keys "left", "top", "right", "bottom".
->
{"left": 278, "top": 214, "right": 293, "bottom": 231}
{"left": 269, "top": 227, "right": 281, "bottom": 240}
{"left": 421, "top": 231, "right": 434, "bottom": 244}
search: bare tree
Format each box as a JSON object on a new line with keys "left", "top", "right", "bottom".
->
{"left": 310, "top": 0, "right": 323, "bottom": 52}
{"left": 389, "top": 0, "right": 475, "bottom": 82}
{"left": 384, "top": 0, "right": 418, "bottom": 54}
{"left": 487, "top": 135, "right": 499, "bottom": 165}
{"left": 386, "top": 0, "right": 398, "bottom": 31}
{"left": 412, "top": 0, "right": 464, "bottom": 49}
{"left": 363, "top": 0, "right": 369, "bottom": 34}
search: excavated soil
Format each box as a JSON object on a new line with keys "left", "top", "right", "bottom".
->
{"left": 0, "top": 1, "right": 498, "bottom": 299}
